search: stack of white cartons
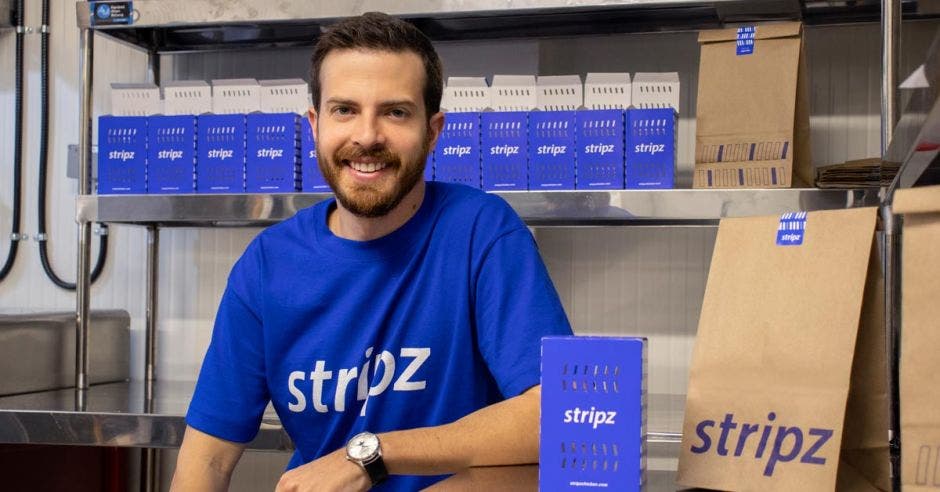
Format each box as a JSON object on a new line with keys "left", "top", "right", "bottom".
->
{"left": 211, "top": 79, "right": 261, "bottom": 114}
{"left": 441, "top": 77, "right": 490, "bottom": 113}
{"left": 583, "top": 73, "right": 632, "bottom": 110}
{"left": 110, "top": 83, "right": 162, "bottom": 116}
{"left": 259, "top": 79, "right": 310, "bottom": 114}
{"left": 536, "top": 75, "right": 583, "bottom": 111}
{"left": 162, "top": 80, "right": 211, "bottom": 116}
{"left": 631, "top": 72, "right": 680, "bottom": 112}
{"left": 490, "top": 75, "right": 537, "bottom": 112}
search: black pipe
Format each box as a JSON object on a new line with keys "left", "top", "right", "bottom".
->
{"left": 37, "top": 0, "right": 108, "bottom": 289}
{"left": 0, "top": 0, "right": 25, "bottom": 282}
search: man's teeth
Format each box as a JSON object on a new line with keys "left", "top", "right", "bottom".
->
{"left": 349, "top": 161, "right": 388, "bottom": 173}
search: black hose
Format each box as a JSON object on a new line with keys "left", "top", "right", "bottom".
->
{"left": 37, "top": 0, "right": 108, "bottom": 289}
{"left": 0, "top": 0, "right": 25, "bottom": 282}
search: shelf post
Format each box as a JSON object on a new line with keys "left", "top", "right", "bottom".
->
{"left": 76, "top": 26, "right": 94, "bottom": 403}
{"left": 882, "top": 0, "right": 901, "bottom": 153}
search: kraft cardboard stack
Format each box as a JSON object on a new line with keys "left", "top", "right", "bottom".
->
{"left": 677, "top": 207, "right": 889, "bottom": 491}
{"left": 894, "top": 185, "right": 940, "bottom": 492}
{"left": 693, "top": 22, "right": 811, "bottom": 188}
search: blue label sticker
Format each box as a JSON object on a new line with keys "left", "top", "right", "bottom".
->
{"left": 737, "top": 26, "right": 755, "bottom": 55}
{"left": 777, "top": 212, "right": 807, "bottom": 246}
{"left": 90, "top": 2, "right": 134, "bottom": 26}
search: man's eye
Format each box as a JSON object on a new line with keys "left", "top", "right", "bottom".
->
{"left": 388, "top": 108, "right": 409, "bottom": 118}
{"left": 333, "top": 106, "right": 352, "bottom": 115}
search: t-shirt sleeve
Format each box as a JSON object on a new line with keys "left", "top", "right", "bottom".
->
{"left": 474, "top": 226, "right": 573, "bottom": 399}
{"left": 186, "top": 245, "right": 270, "bottom": 443}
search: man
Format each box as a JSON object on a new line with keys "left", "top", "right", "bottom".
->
{"left": 172, "top": 12, "right": 572, "bottom": 491}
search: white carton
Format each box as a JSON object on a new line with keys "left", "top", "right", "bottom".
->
{"left": 441, "top": 77, "right": 490, "bottom": 113}
{"left": 583, "top": 73, "right": 632, "bottom": 110}
{"left": 211, "top": 78, "right": 261, "bottom": 114}
{"left": 259, "top": 78, "right": 310, "bottom": 115}
{"left": 536, "top": 75, "right": 583, "bottom": 111}
{"left": 490, "top": 75, "right": 537, "bottom": 112}
{"left": 632, "top": 72, "right": 680, "bottom": 112}
{"left": 162, "top": 80, "right": 211, "bottom": 116}
{"left": 110, "top": 83, "right": 162, "bottom": 116}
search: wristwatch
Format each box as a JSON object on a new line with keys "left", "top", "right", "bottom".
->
{"left": 345, "top": 431, "right": 389, "bottom": 487}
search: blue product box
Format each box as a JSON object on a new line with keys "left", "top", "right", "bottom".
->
{"left": 196, "top": 114, "right": 246, "bottom": 193}
{"left": 540, "top": 336, "right": 647, "bottom": 491}
{"left": 97, "top": 115, "right": 148, "bottom": 194}
{"left": 529, "top": 111, "right": 576, "bottom": 190}
{"left": 148, "top": 115, "right": 197, "bottom": 194}
{"left": 576, "top": 110, "right": 625, "bottom": 189}
{"left": 481, "top": 111, "right": 527, "bottom": 191}
{"left": 626, "top": 108, "right": 676, "bottom": 189}
{"left": 300, "top": 117, "right": 329, "bottom": 192}
{"left": 434, "top": 112, "right": 480, "bottom": 188}
{"left": 246, "top": 113, "right": 301, "bottom": 192}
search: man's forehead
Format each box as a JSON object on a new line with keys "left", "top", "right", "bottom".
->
{"left": 319, "top": 48, "right": 426, "bottom": 104}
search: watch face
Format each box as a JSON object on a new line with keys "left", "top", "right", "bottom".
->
{"left": 347, "top": 432, "right": 380, "bottom": 461}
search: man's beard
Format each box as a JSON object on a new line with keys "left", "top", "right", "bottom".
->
{"left": 317, "top": 137, "right": 430, "bottom": 218}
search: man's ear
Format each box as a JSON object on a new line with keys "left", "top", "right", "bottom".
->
{"left": 427, "top": 111, "right": 445, "bottom": 149}
{"left": 307, "top": 107, "right": 319, "bottom": 143}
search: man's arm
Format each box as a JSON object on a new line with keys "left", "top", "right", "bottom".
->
{"left": 275, "top": 385, "right": 541, "bottom": 491}
{"left": 170, "top": 426, "right": 246, "bottom": 492}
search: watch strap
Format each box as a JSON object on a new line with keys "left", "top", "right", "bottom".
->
{"left": 362, "top": 456, "right": 389, "bottom": 486}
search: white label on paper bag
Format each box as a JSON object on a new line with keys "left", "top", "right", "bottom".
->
{"left": 777, "top": 212, "right": 807, "bottom": 246}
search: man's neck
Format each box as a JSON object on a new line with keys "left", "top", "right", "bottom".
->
{"left": 328, "top": 181, "right": 426, "bottom": 241}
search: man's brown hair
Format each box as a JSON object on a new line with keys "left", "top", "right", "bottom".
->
{"left": 309, "top": 12, "right": 444, "bottom": 119}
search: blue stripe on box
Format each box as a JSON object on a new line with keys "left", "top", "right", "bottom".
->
{"left": 771, "top": 167, "right": 777, "bottom": 185}
{"left": 781, "top": 141, "right": 789, "bottom": 159}
{"left": 707, "top": 170, "right": 713, "bottom": 187}
{"left": 717, "top": 145, "right": 724, "bottom": 162}
{"left": 738, "top": 168, "right": 744, "bottom": 186}
{"left": 749, "top": 143, "right": 756, "bottom": 161}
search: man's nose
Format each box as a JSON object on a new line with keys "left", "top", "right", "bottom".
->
{"left": 352, "top": 115, "right": 385, "bottom": 149}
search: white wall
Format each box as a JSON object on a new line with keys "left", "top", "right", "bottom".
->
{"left": 0, "top": 8, "right": 938, "bottom": 489}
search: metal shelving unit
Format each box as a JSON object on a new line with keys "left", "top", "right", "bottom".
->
{"left": 0, "top": 0, "right": 920, "bottom": 489}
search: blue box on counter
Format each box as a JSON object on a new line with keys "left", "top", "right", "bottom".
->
{"left": 576, "top": 109, "right": 625, "bottom": 190}
{"left": 98, "top": 115, "right": 148, "bottom": 194}
{"left": 529, "top": 111, "right": 576, "bottom": 190}
{"left": 626, "top": 108, "right": 676, "bottom": 189}
{"left": 246, "top": 113, "right": 301, "bottom": 192}
{"left": 300, "top": 117, "right": 329, "bottom": 192}
{"left": 197, "top": 114, "right": 246, "bottom": 193}
{"left": 481, "top": 111, "right": 527, "bottom": 191}
{"left": 540, "top": 336, "right": 647, "bottom": 491}
{"left": 148, "top": 115, "right": 196, "bottom": 194}
{"left": 434, "top": 112, "right": 480, "bottom": 189}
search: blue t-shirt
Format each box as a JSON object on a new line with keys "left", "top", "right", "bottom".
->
{"left": 186, "top": 182, "right": 572, "bottom": 490}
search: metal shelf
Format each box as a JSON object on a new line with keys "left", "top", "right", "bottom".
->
{"left": 75, "top": 0, "right": 922, "bottom": 52}
{"left": 76, "top": 188, "right": 880, "bottom": 227}
{"left": 0, "top": 380, "right": 682, "bottom": 450}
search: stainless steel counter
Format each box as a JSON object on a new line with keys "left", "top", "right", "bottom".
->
{"left": 0, "top": 380, "right": 682, "bottom": 451}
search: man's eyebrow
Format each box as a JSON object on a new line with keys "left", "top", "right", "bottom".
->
{"left": 378, "top": 99, "right": 418, "bottom": 109}
{"left": 324, "top": 97, "right": 359, "bottom": 107}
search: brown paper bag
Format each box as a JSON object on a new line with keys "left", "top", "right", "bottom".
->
{"left": 694, "top": 21, "right": 812, "bottom": 189}
{"left": 895, "top": 185, "right": 940, "bottom": 491}
{"left": 677, "top": 207, "right": 889, "bottom": 491}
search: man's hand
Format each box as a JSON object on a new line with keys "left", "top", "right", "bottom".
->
{"left": 275, "top": 448, "right": 371, "bottom": 492}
